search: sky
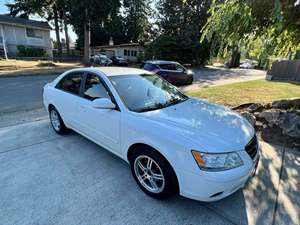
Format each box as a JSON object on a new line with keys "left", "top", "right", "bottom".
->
{"left": 0, "top": 0, "right": 77, "bottom": 42}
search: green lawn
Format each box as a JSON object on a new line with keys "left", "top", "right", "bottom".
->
{"left": 186, "top": 80, "right": 300, "bottom": 107}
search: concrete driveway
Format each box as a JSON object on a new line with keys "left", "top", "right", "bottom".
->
{"left": 0, "top": 119, "right": 299, "bottom": 225}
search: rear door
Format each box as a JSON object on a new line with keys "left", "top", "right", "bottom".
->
{"left": 54, "top": 71, "right": 84, "bottom": 130}
{"left": 76, "top": 73, "right": 121, "bottom": 153}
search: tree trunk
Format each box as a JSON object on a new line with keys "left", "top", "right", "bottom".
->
{"left": 83, "top": 19, "right": 90, "bottom": 65}
{"left": 54, "top": 7, "right": 62, "bottom": 57}
{"left": 63, "top": 13, "right": 70, "bottom": 56}
{"left": 63, "top": 22, "right": 70, "bottom": 56}
{"left": 229, "top": 43, "right": 240, "bottom": 68}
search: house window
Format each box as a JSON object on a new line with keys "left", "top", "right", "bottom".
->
{"left": 132, "top": 51, "right": 137, "bottom": 57}
{"left": 124, "top": 49, "right": 127, "bottom": 56}
{"left": 26, "top": 28, "right": 42, "bottom": 39}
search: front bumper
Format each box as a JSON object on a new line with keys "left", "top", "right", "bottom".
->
{"left": 178, "top": 150, "right": 260, "bottom": 202}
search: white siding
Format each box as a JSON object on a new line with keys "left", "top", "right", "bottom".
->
{"left": 0, "top": 23, "right": 52, "bottom": 57}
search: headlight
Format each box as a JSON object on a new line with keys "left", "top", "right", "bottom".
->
{"left": 191, "top": 150, "right": 243, "bottom": 171}
{"left": 186, "top": 69, "right": 194, "bottom": 75}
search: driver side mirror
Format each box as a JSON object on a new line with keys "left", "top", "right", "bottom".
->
{"left": 92, "top": 98, "right": 116, "bottom": 109}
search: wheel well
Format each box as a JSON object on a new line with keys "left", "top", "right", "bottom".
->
{"left": 48, "top": 104, "right": 55, "bottom": 112}
{"left": 127, "top": 143, "right": 179, "bottom": 193}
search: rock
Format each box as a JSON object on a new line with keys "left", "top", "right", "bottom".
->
{"left": 260, "top": 109, "right": 281, "bottom": 125}
{"left": 280, "top": 113, "right": 300, "bottom": 138}
{"left": 260, "top": 109, "right": 300, "bottom": 146}
{"left": 272, "top": 98, "right": 300, "bottom": 109}
{"left": 247, "top": 103, "right": 263, "bottom": 112}
{"left": 241, "top": 111, "right": 256, "bottom": 126}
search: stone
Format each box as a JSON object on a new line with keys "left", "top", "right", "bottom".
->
{"left": 260, "top": 109, "right": 300, "bottom": 146}
{"left": 247, "top": 103, "right": 263, "bottom": 112}
{"left": 272, "top": 98, "right": 300, "bottom": 110}
{"left": 260, "top": 109, "right": 281, "bottom": 125}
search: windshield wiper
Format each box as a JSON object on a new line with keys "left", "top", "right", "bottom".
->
{"left": 165, "top": 96, "right": 188, "bottom": 107}
{"left": 136, "top": 103, "right": 167, "bottom": 112}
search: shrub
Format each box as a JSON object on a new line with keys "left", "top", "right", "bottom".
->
{"left": 17, "top": 45, "right": 47, "bottom": 57}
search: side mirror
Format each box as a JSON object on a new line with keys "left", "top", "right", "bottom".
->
{"left": 92, "top": 98, "right": 115, "bottom": 109}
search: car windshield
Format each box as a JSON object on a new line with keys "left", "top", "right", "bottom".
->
{"left": 110, "top": 74, "right": 188, "bottom": 112}
{"left": 158, "top": 63, "right": 186, "bottom": 72}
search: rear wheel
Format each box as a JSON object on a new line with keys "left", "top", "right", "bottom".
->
{"left": 49, "top": 106, "right": 69, "bottom": 134}
{"left": 129, "top": 147, "right": 178, "bottom": 199}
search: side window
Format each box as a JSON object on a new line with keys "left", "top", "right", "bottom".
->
{"left": 83, "top": 74, "right": 111, "bottom": 101}
{"left": 56, "top": 73, "right": 84, "bottom": 95}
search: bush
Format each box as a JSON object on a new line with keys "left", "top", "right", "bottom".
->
{"left": 17, "top": 45, "right": 47, "bottom": 57}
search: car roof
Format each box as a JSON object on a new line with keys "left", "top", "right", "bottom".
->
{"left": 144, "top": 60, "right": 179, "bottom": 65}
{"left": 68, "top": 67, "right": 152, "bottom": 77}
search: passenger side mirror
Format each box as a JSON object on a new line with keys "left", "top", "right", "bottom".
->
{"left": 92, "top": 98, "right": 116, "bottom": 109}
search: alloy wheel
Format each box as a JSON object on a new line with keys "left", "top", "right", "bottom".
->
{"left": 134, "top": 155, "right": 165, "bottom": 193}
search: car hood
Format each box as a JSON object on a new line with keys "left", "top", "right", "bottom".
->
{"left": 141, "top": 98, "right": 255, "bottom": 153}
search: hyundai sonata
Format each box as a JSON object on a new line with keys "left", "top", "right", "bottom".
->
{"left": 43, "top": 67, "right": 259, "bottom": 202}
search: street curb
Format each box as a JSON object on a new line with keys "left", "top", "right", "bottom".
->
{"left": 0, "top": 72, "right": 61, "bottom": 78}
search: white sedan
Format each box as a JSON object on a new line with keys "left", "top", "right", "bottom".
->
{"left": 43, "top": 67, "right": 260, "bottom": 202}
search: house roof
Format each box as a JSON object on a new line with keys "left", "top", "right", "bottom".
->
{"left": 0, "top": 15, "right": 51, "bottom": 30}
{"left": 93, "top": 43, "right": 143, "bottom": 49}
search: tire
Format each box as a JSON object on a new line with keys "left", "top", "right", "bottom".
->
{"left": 129, "top": 147, "right": 178, "bottom": 199}
{"left": 49, "top": 106, "right": 69, "bottom": 135}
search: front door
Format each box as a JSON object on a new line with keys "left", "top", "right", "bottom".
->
{"left": 77, "top": 73, "right": 121, "bottom": 153}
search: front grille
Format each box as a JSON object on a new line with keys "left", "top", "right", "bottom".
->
{"left": 245, "top": 136, "right": 258, "bottom": 159}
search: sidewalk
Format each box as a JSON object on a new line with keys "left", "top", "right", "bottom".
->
{"left": 0, "top": 119, "right": 299, "bottom": 225}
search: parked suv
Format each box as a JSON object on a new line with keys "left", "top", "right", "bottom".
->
{"left": 142, "top": 60, "right": 194, "bottom": 85}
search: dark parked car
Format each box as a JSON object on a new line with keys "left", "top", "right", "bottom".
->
{"left": 111, "top": 56, "right": 128, "bottom": 66}
{"left": 142, "top": 60, "right": 194, "bottom": 85}
{"left": 90, "top": 54, "right": 113, "bottom": 66}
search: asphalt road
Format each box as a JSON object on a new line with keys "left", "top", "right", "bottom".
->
{"left": 0, "top": 74, "right": 57, "bottom": 113}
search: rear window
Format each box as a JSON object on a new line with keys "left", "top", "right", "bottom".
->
{"left": 158, "top": 63, "right": 185, "bottom": 72}
{"left": 56, "top": 72, "right": 84, "bottom": 95}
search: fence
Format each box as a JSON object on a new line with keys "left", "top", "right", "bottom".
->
{"left": 267, "top": 60, "right": 300, "bottom": 82}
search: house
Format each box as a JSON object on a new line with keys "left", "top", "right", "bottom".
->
{"left": 0, "top": 15, "right": 52, "bottom": 57}
{"left": 91, "top": 43, "right": 144, "bottom": 62}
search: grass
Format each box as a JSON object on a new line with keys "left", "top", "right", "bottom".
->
{"left": 186, "top": 79, "right": 300, "bottom": 107}
{"left": 0, "top": 59, "right": 82, "bottom": 76}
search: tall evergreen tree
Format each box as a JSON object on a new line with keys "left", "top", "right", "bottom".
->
{"left": 123, "top": 0, "right": 152, "bottom": 43}
{"left": 147, "top": 0, "right": 212, "bottom": 65}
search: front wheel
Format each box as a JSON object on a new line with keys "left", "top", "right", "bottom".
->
{"left": 130, "top": 147, "right": 178, "bottom": 199}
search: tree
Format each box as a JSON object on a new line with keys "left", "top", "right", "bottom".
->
{"left": 69, "top": 0, "right": 121, "bottom": 64}
{"left": 6, "top": 0, "right": 67, "bottom": 57}
{"left": 146, "top": 0, "right": 212, "bottom": 65}
{"left": 123, "top": 0, "right": 152, "bottom": 43}
{"left": 201, "top": 0, "right": 300, "bottom": 68}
